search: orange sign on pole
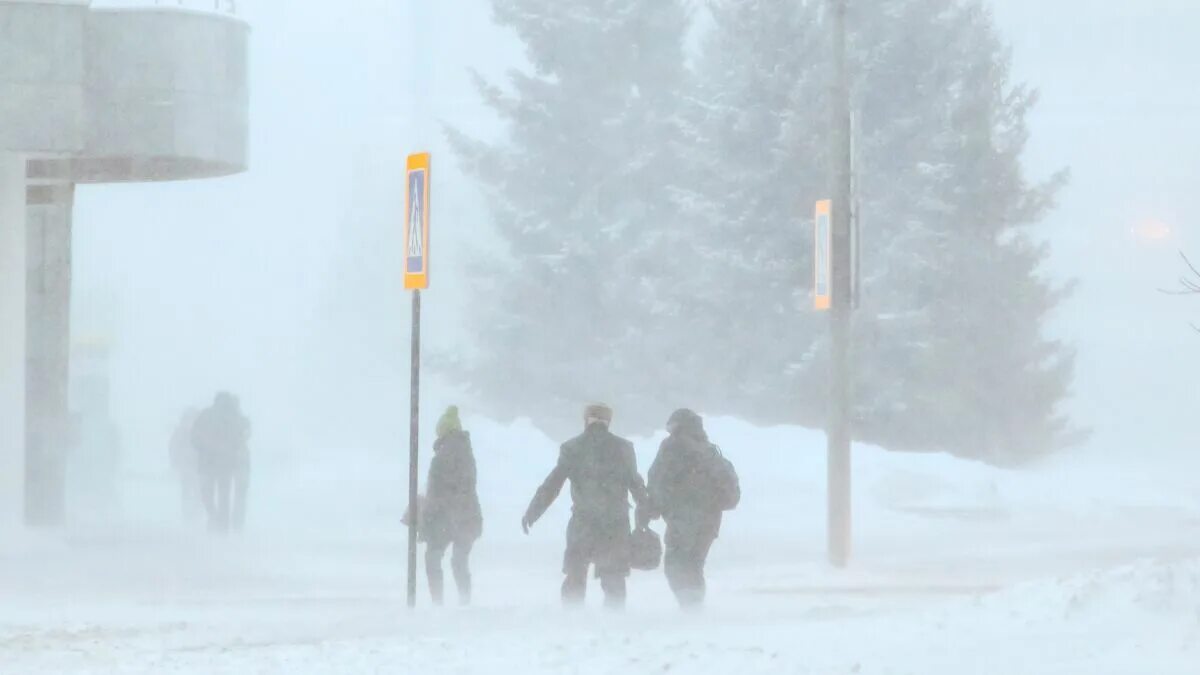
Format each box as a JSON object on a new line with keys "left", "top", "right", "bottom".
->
{"left": 404, "top": 152, "right": 432, "bottom": 290}
{"left": 814, "top": 199, "right": 832, "bottom": 311}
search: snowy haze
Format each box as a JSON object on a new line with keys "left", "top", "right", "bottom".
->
{"left": 74, "top": 0, "right": 522, "bottom": 463}
{"left": 70, "top": 0, "right": 1200, "bottom": 468}
{"left": 4, "top": 0, "right": 1200, "bottom": 673}
{"left": 990, "top": 0, "right": 1200, "bottom": 463}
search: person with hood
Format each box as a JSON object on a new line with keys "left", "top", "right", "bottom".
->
{"left": 423, "top": 406, "right": 483, "bottom": 605}
{"left": 522, "top": 403, "right": 649, "bottom": 609}
{"left": 191, "top": 392, "right": 251, "bottom": 533}
{"left": 643, "top": 409, "right": 740, "bottom": 609}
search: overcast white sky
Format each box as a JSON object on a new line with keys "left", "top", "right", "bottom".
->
{"left": 990, "top": 0, "right": 1200, "bottom": 458}
{"left": 72, "top": 0, "right": 1200, "bottom": 465}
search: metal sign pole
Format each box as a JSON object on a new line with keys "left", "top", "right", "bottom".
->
{"left": 407, "top": 288, "right": 422, "bottom": 608}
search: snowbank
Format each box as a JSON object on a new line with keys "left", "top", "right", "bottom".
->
{"left": 251, "top": 413, "right": 1200, "bottom": 533}
{"left": 230, "top": 414, "right": 1200, "bottom": 579}
{"left": 2, "top": 416, "right": 1199, "bottom": 674}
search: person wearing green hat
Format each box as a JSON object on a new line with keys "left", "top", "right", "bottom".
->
{"left": 422, "top": 406, "right": 483, "bottom": 605}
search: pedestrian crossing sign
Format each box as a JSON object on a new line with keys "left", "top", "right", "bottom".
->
{"left": 814, "top": 199, "right": 832, "bottom": 310}
{"left": 404, "top": 152, "right": 432, "bottom": 290}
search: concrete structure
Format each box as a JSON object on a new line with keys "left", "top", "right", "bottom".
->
{"left": 0, "top": 0, "right": 248, "bottom": 526}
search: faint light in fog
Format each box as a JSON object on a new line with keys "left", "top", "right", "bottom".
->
{"left": 1133, "top": 219, "right": 1172, "bottom": 242}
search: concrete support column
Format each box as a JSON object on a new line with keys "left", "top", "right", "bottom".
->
{"left": 25, "top": 182, "right": 73, "bottom": 527}
{"left": 0, "top": 154, "right": 27, "bottom": 528}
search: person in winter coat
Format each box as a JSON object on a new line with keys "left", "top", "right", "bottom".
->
{"left": 191, "top": 392, "right": 251, "bottom": 533}
{"left": 522, "top": 403, "right": 649, "bottom": 609}
{"left": 423, "top": 406, "right": 484, "bottom": 605}
{"left": 643, "top": 409, "right": 740, "bottom": 609}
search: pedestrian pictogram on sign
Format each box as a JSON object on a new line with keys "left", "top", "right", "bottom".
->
{"left": 408, "top": 175, "right": 425, "bottom": 269}
{"left": 814, "top": 199, "right": 832, "bottom": 310}
{"left": 404, "top": 153, "right": 432, "bottom": 290}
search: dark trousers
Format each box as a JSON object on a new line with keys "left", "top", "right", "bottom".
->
{"left": 664, "top": 522, "right": 716, "bottom": 609}
{"left": 562, "top": 514, "right": 631, "bottom": 609}
{"left": 426, "top": 536, "right": 474, "bottom": 605}
{"left": 562, "top": 565, "right": 626, "bottom": 608}
{"left": 201, "top": 466, "right": 248, "bottom": 533}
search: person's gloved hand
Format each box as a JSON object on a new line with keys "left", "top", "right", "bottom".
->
{"left": 521, "top": 515, "right": 533, "bottom": 535}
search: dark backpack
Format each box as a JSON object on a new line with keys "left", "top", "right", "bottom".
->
{"left": 709, "top": 446, "right": 740, "bottom": 512}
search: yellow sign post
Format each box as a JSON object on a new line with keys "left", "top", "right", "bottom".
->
{"left": 403, "top": 152, "right": 431, "bottom": 608}
{"left": 404, "top": 152, "right": 432, "bottom": 290}
{"left": 814, "top": 199, "right": 832, "bottom": 311}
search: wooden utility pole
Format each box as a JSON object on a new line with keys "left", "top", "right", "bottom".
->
{"left": 827, "top": 0, "right": 854, "bottom": 568}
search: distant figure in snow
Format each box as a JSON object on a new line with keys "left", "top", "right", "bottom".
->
{"left": 191, "top": 392, "right": 251, "bottom": 533}
{"left": 522, "top": 403, "right": 649, "bottom": 609}
{"left": 422, "top": 406, "right": 483, "bottom": 605}
{"left": 642, "top": 409, "right": 740, "bottom": 609}
{"left": 169, "top": 408, "right": 203, "bottom": 524}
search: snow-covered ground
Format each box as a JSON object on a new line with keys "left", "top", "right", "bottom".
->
{"left": 2, "top": 418, "right": 1198, "bottom": 674}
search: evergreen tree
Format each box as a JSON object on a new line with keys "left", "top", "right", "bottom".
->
{"left": 664, "top": 0, "right": 830, "bottom": 427}
{"left": 678, "top": 0, "right": 1080, "bottom": 462}
{"left": 849, "top": 0, "right": 1081, "bottom": 462}
{"left": 448, "top": 0, "right": 693, "bottom": 436}
{"left": 454, "top": 0, "right": 1080, "bottom": 462}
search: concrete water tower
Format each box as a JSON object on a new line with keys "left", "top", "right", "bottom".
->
{"left": 0, "top": 0, "right": 249, "bottom": 527}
